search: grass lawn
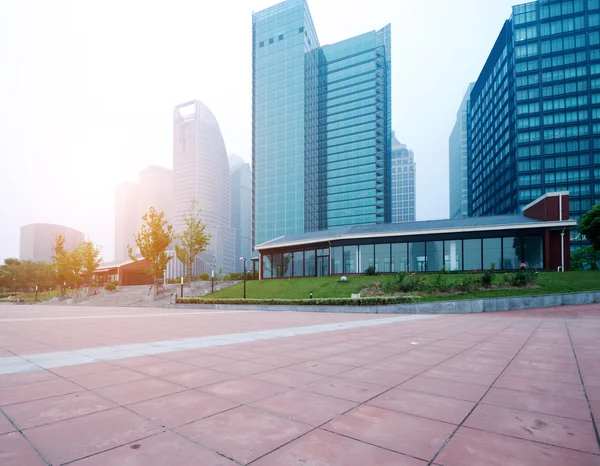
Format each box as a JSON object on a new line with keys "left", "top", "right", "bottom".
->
{"left": 0, "top": 290, "right": 61, "bottom": 303}
{"left": 202, "top": 271, "right": 600, "bottom": 302}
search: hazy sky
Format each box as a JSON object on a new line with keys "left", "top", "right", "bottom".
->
{"left": 0, "top": 0, "right": 518, "bottom": 263}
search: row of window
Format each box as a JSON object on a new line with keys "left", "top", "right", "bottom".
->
{"left": 518, "top": 138, "right": 600, "bottom": 157}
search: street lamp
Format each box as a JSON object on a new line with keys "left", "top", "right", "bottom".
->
{"left": 239, "top": 257, "right": 247, "bottom": 299}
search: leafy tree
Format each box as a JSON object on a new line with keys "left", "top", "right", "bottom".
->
{"left": 571, "top": 245, "right": 600, "bottom": 271}
{"left": 77, "top": 240, "right": 102, "bottom": 294}
{"left": 0, "top": 258, "right": 22, "bottom": 291}
{"left": 578, "top": 203, "right": 600, "bottom": 250}
{"left": 129, "top": 207, "right": 174, "bottom": 296}
{"left": 175, "top": 200, "right": 211, "bottom": 288}
{"left": 52, "top": 234, "right": 84, "bottom": 297}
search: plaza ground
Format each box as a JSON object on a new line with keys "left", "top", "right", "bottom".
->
{"left": 0, "top": 303, "right": 599, "bottom": 465}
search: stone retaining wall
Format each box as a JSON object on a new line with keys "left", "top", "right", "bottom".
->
{"left": 168, "top": 291, "right": 600, "bottom": 314}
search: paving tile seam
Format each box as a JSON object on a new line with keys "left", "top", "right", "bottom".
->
{"left": 566, "top": 323, "right": 600, "bottom": 452}
{"left": 0, "top": 310, "right": 257, "bottom": 323}
{"left": 0, "top": 406, "right": 53, "bottom": 465}
{"left": 0, "top": 315, "right": 439, "bottom": 376}
{"left": 427, "top": 320, "right": 546, "bottom": 465}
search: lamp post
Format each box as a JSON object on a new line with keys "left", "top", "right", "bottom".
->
{"left": 239, "top": 257, "right": 247, "bottom": 299}
{"left": 180, "top": 276, "right": 184, "bottom": 298}
{"left": 211, "top": 270, "right": 214, "bottom": 294}
{"left": 35, "top": 285, "right": 38, "bottom": 302}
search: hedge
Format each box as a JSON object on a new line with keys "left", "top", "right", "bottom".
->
{"left": 176, "top": 296, "right": 420, "bottom": 306}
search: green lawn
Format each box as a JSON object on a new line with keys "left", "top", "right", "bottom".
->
{"left": 0, "top": 290, "right": 60, "bottom": 303}
{"left": 203, "top": 271, "right": 600, "bottom": 302}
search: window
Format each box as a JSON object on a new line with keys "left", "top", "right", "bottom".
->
{"left": 391, "top": 243, "right": 408, "bottom": 272}
{"left": 298, "top": 26, "right": 304, "bottom": 33}
{"left": 426, "top": 242, "right": 443, "bottom": 272}
{"left": 503, "top": 237, "right": 522, "bottom": 269}
{"left": 359, "top": 245, "right": 374, "bottom": 274}
{"left": 278, "top": 34, "right": 283, "bottom": 41}
{"left": 591, "top": 32, "right": 600, "bottom": 46}
{"left": 374, "top": 244, "right": 390, "bottom": 273}
{"left": 268, "top": 38, "right": 273, "bottom": 44}
{"left": 343, "top": 246, "right": 357, "bottom": 274}
{"left": 304, "top": 250, "right": 316, "bottom": 277}
{"left": 330, "top": 248, "right": 342, "bottom": 275}
{"left": 483, "top": 238, "right": 502, "bottom": 270}
{"left": 409, "top": 242, "right": 426, "bottom": 272}
{"left": 523, "top": 237, "right": 543, "bottom": 269}
{"left": 444, "top": 240, "right": 462, "bottom": 272}
{"left": 259, "top": 41, "right": 264, "bottom": 48}
{"left": 262, "top": 255, "right": 272, "bottom": 279}
{"left": 464, "top": 239, "right": 482, "bottom": 271}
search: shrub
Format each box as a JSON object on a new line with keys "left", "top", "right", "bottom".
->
{"left": 110, "top": 280, "right": 119, "bottom": 287}
{"left": 480, "top": 265, "right": 496, "bottom": 288}
{"left": 456, "top": 277, "right": 475, "bottom": 293}
{"left": 365, "top": 265, "right": 377, "bottom": 276}
{"left": 177, "top": 296, "right": 420, "bottom": 306}
{"left": 198, "top": 273, "right": 210, "bottom": 281}
{"left": 104, "top": 283, "right": 116, "bottom": 291}
{"left": 512, "top": 267, "right": 538, "bottom": 287}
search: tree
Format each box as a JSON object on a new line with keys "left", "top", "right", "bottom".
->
{"left": 571, "top": 246, "right": 600, "bottom": 271}
{"left": 579, "top": 203, "right": 600, "bottom": 250}
{"left": 52, "top": 234, "right": 84, "bottom": 297}
{"left": 175, "top": 200, "right": 211, "bottom": 288}
{"left": 77, "top": 240, "right": 102, "bottom": 295}
{"left": 129, "top": 207, "right": 174, "bottom": 296}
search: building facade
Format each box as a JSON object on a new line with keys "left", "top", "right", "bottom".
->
{"left": 252, "top": 0, "right": 391, "bottom": 246}
{"left": 449, "top": 83, "right": 474, "bottom": 219}
{"left": 391, "top": 133, "right": 416, "bottom": 223}
{"left": 469, "top": 0, "right": 600, "bottom": 254}
{"left": 20, "top": 223, "right": 85, "bottom": 262}
{"left": 114, "top": 181, "right": 140, "bottom": 262}
{"left": 173, "top": 100, "right": 235, "bottom": 274}
{"left": 230, "top": 155, "right": 252, "bottom": 272}
{"left": 139, "top": 165, "right": 173, "bottom": 225}
{"left": 256, "top": 192, "right": 575, "bottom": 278}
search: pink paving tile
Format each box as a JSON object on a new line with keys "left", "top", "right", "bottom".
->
{"left": 3, "top": 391, "right": 117, "bottom": 429}
{"left": 368, "top": 387, "right": 476, "bottom": 425}
{"left": 482, "top": 387, "right": 592, "bottom": 421}
{"left": 336, "top": 367, "right": 413, "bottom": 387}
{"left": 302, "top": 376, "right": 388, "bottom": 403}
{"left": 216, "top": 349, "right": 268, "bottom": 360}
{"left": 591, "top": 400, "right": 600, "bottom": 420}
{"left": 250, "top": 389, "right": 357, "bottom": 426}
{"left": 68, "top": 368, "right": 148, "bottom": 389}
{"left": 324, "top": 404, "right": 455, "bottom": 461}
{"left": 250, "top": 353, "right": 308, "bottom": 367}
{"left": 436, "top": 426, "right": 600, "bottom": 466}
{"left": 68, "top": 431, "right": 237, "bottom": 465}
{"left": 287, "top": 360, "right": 355, "bottom": 376}
{"left": 210, "top": 360, "right": 275, "bottom": 376}
{"left": 159, "top": 367, "right": 237, "bottom": 388}
{"left": 198, "top": 378, "right": 287, "bottom": 403}
{"left": 0, "top": 432, "right": 46, "bottom": 466}
{"left": 586, "top": 385, "right": 600, "bottom": 402}
{"left": 436, "top": 360, "right": 505, "bottom": 376}
{"left": 584, "top": 374, "right": 600, "bottom": 387}
{"left": 369, "top": 359, "right": 432, "bottom": 376}
{"left": 316, "top": 353, "right": 374, "bottom": 367}
{"left": 513, "top": 359, "right": 579, "bottom": 374}
{"left": 501, "top": 367, "right": 583, "bottom": 385}
{"left": 109, "top": 355, "right": 166, "bottom": 368}
{"left": 127, "top": 389, "right": 238, "bottom": 428}
{"left": 49, "top": 361, "right": 117, "bottom": 378}
{"left": 0, "top": 412, "right": 15, "bottom": 434}
{"left": 0, "top": 378, "right": 84, "bottom": 406}
{"left": 23, "top": 407, "right": 163, "bottom": 465}
{"left": 493, "top": 375, "right": 585, "bottom": 400}
{"left": 421, "top": 368, "right": 497, "bottom": 387}
{"left": 175, "top": 406, "right": 312, "bottom": 464}
{"left": 131, "top": 360, "right": 196, "bottom": 377}
{"left": 0, "top": 370, "right": 59, "bottom": 389}
{"left": 179, "top": 354, "right": 237, "bottom": 368}
{"left": 251, "top": 367, "right": 325, "bottom": 387}
{"left": 252, "top": 428, "right": 426, "bottom": 466}
{"left": 400, "top": 375, "right": 488, "bottom": 402}
{"left": 92, "top": 378, "right": 185, "bottom": 405}
{"left": 464, "top": 404, "right": 599, "bottom": 454}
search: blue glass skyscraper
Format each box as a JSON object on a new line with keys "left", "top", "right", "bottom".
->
{"left": 252, "top": 0, "right": 391, "bottom": 246}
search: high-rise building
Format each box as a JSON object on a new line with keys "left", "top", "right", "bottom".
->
{"left": 114, "top": 181, "right": 140, "bottom": 262}
{"left": 139, "top": 165, "right": 173, "bottom": 224}
{"left": 252, "top": 0, "right": 391, "bottom": 246}
{"left": 449, "top": 82, "right": 474, "bottom": 220}
{"left": 20, "top": 223, "right": 84, "bottom": 262}
{"left": 390, "top": 133, "right": 416, "bottom": 223}
{"left": 230, "top": 155, "right": 252, "bottom": 272}
{"left": 173, "top": 100, "right": 235, "bottom": 273}
{"left": 468, "top": 0, "right": 600, "bottom": 255}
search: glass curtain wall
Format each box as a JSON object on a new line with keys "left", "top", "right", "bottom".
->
{"left": 483, "top": 238, "right": 502, "bottom": 270}
{"left": 444, "top": 240, "right": 462, "bottom": 271}
{"left": 391, "top": 243, "right": 408, "bottom": 272}
{"left": 426, "top": 241, "right": 443, "bottom": 272}
{"left": 375, "top": 244, "right": 391, "bottom": 272}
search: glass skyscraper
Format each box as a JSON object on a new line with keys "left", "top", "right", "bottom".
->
{"left": 252, "top": 0, "right": 391, "bottom": 246}
{"left": 390, "top": 133, "right": 416, "bottom": 223}
{"left": 469, "top": 0, "right": 600, "bottom": 252}
{"left": 449, "top": 83, "right": 474, "bottom": 219}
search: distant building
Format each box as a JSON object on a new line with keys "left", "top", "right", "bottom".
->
{"left": 449, "top": 82, "right": 474, "bottom": 220}
{"left": 114, "top": 166, "right": 173, "bottom": 263}
{"left": 252, "top": 0, "right": 392, "bottom": 246}
{"left": 20, "top": 223, "right": 84, "bottom": 262}
{"left": 173, "top": 100, "right": 235, "bottom": 274}
{"left": 391, "top": 133, "right": 416, "bottom": 223}
{"left": 230, "top": 155, "right": 252, "bottom": 272}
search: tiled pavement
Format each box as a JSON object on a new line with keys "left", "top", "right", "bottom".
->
{"left": 0, "top": 304, "right": 599, "bottom": 465}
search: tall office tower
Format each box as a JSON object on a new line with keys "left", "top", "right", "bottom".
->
{"left": 469, "top": 0, "right": 600, "bottom": 253}
{"left": 230, "top": 155, "right": 252, "bottom": 272}
{"left": 20, "top": 224, "right": 84, "bottom": 262}
{"left": 139, "top": 165, "right": 173, "bottom": 224}
{"left": 252, "top": 0, "right": 391, "bottom": 246}
{"left": 173, "top": 100, "right": 235, "bottom": 273}
{"left": 449, "top": 83, "right": 475, "bottom": 220}
{"left": 114, "top": 181, "right": 140, "bottom": 262}
{"left": 390, "top": 133, "right": 416, "bottom": 223}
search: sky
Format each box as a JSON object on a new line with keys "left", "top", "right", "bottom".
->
{"left": 0, "top": 0, "right": 519, "bottom": 263}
